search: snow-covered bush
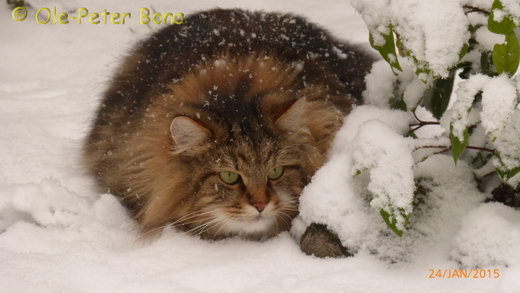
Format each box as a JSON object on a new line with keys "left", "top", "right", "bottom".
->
{"left": 350, "top": 0, "right": 520, "bottom": 237}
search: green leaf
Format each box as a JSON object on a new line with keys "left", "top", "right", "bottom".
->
{"left": 407, "top": 131, "right": 418, "bottom": 139}
{"left": 421, "top": 69, "right": 455, "bottom": 119}
{"left": 380, "top": 208, "right": 409, "bottom": 237}
{"left": 396, "top": 34, "right": 406, "bottom": 57}
{"left": 468, "top": 24, "right": 483, "bottom": 34}
{"left": 397, "top": 47, "right": 431, "bottom": 81}
{"left": 450, "top": 125, "right": 470, "bottom": 164}
{"left": 353, "top": 169, "right": 363, "bottom": 176}
{"left": 480, "top": 51, "right": 499, "bottom": 76}
{"left": 492, "top": 32, "right": 520, "bottom": 76}
{"left": 488, "top": 0, "right": 516, "bottom": 34}
{"left": 459, "top": 43, "right": 469, "bottom": 59}
{"left": 369, "top": 26, "right": 402, "bottom": 72}
{"left": 497, "top": 167, "right": 520, "bottom": 182}
{"left": 431, "top": 71, "right": 456, "bottom": 119}
{"left": 495, "top": 152, "right": 520, "bottom": 186}
{"left": 389, "top": 95, "right": 408, "bottom": 111}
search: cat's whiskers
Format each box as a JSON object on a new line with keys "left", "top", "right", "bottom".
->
{"left": 275, "top": 211, "right": 292, "bottom": 228}
{"left": 186, "top": 213, "right": 223, "bottom": 233}
{"left": 211, "top": 218, "right": 231, "bottom": 239}
{"left": 274, "top": 214, "right": 286, "bottom": 232}
{"left": 134, "top": 208, "right": 223, "bottom": 241}
{"left": 274, "top": 213, "right": 281, "bottom": 233}
{"left": 277, "top": 202, "right": 298, "bottom": 213}
{"left": 177, "top": 210, "right": 222, "bottom": 230}
{"left": 200, "top": 217, "right": 230, "bottom": 238}
{"left": 189, "top": 215, "right": 227, "bottom": 236}
{"left": 280, "top": 206, "right": 299, "bottom": 212}
{"left": 135, "top": 223, "right": 173, "bottom": 241}
{"left": 171, "top": 208, "right": 219, "bottom": 226}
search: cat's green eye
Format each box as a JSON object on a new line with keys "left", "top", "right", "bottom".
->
{"left": 267, "top": 166, "right": 284, "bottom": 180}
{"left": 219, "top": 171, "right": 240, "bottom": 185}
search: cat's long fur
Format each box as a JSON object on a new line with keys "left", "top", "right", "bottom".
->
{"left": 84, "top": 8, "right": 374, "bottom": 239}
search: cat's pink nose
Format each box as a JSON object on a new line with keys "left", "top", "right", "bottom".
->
{"left": 252, "top": 202, "right": 266, "bottom": 213}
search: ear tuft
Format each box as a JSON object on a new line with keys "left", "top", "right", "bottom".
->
{"left": 170, "top": 116, "right": 210, "bottom": 151}
{"left": 275, "top": 98, "right": 306, "bottom": 131}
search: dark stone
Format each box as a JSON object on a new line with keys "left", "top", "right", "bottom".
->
{"left": 300, "top": 223, "right": 352, "bottom": 258}
{"left": 489, "top": 183, "right": 520, "bottom": 208}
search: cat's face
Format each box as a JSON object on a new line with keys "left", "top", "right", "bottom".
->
{"left": 169, "top": 99, "right": 322, "bottom": 240}
{"left": 135, "top": 55, "right": 348, "bottom": 239}
{"left": 178, "top": 134, "right": 320, "bottom": 239}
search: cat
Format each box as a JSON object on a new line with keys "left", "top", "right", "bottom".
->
{"left": 83, "top": 8, "right": 374, "bottom": 240}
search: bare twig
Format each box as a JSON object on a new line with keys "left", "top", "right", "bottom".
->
{"left": 414, "top": 145, "right": 495, "bottom": 153}
{"left": 463, "top": 5, "right": 490, "bottom": 16}
{"left": 409, "top": 109, "right": 440, "bottom": 133}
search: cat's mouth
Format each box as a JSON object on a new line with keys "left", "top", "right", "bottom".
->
{"left": 220, "top": 211, "right": 277, "bottom": 236}
{"left": 200, "top": 199, "right": 297, "bottom": 239}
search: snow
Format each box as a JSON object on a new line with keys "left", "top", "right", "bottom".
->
{"left": 1, "top": 0, "right": 519, "bottom": 292}
{"left": 353, "top": 0, "right": 519, "bottom": 81}
{"left": 402, "top": 78, "right": 428, "bottom": 110}
{"left": 493, "top": 110, "right": 520, "bottom": 186}
{"left": 452, "top": 202, "right": 520, "bottom": 268}
{"left": 475, "top": 26, "right": 505, "bottom": 51}
{"left": 351, "top": 120, "right": 415, "bottom": 229}
{"left": 362, "top": 58, "right": 427, "bottom": 111}
{"left": 442, "top": 74, "right": 491, "bottom": 140}
{"left": 298, "top": 107, "right": 486, "bottom": 266}
{"left": 362, "top": 60, "right": 396, "bottom": 108}
{"left": 498, "top": 0, "right": 520, "bottom": 24}
{"left": 350, "top": 0, "right": 391, "bottom": 46}
{"left": 441, "top": 73, "right": 520, "bottom": 185}
{"left": 352, "top": 0, "right": 470, "bottom": 79}
{"left": 481, "top": 75, "right": 518, "bottom": 139}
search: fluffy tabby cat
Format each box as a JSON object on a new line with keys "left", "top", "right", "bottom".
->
{"left": 84, "top": 8, "right": 374, "bottom": 240}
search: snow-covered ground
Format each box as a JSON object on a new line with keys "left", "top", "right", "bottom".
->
{"left": 1, "top": 0, "right": 519, "bottom": 292}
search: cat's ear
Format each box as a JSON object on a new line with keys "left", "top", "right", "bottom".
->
{"left": 275, "top": 98, "right": 306, "bottom": 131}
{"left": 170, "top": 116, "right": 211, "bottom": 151}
